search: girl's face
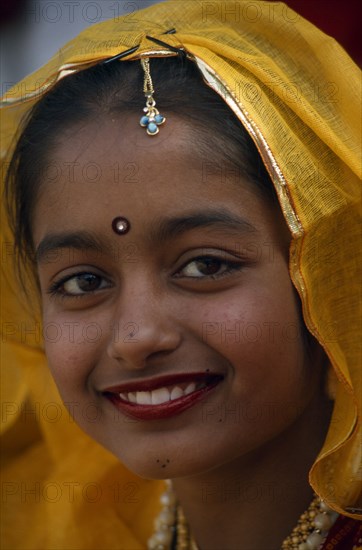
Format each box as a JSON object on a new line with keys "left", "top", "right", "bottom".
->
{"left": 33, "top": 116, "right": 322, "bottom": 479}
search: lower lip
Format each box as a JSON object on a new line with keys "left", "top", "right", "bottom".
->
{"left": 105, "top": 381, "right": 222, "bottom": 421}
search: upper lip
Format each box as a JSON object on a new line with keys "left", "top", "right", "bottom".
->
{"left": 102, "top": 372, "right": 224, "bottom": 394}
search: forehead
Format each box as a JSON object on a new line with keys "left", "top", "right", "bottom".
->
{"left": 44, "top": 114, "right": 245, "bottom": 190}
{"left": 33, "top": 116, "right": 287, "bottom": 246}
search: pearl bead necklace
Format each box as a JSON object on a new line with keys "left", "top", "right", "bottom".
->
{"left": 148, "top": 481, "right": 176, "bottom": 549}
{"left": 147, "top": 481, "right": 339, "bottom": 550}
{"left": 281, "top": 493, "right": 339, "bottom": 549}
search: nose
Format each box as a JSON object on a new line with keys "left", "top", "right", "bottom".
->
{"left": 106, "top": 284, "right": 181, "bottom": 370}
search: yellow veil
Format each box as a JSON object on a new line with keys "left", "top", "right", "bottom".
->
{"left": 1, "top": 1, "right": 361, "bottom": 548}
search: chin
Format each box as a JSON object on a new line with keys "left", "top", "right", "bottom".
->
{"left": 105, "top": 443, "right": 212, "bottom": 480}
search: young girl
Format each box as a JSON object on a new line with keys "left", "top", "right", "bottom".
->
{"left": 1, "top": 1, "right": 361, "bottom": 549}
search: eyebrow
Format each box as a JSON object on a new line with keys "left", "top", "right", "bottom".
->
{"left": 35, "top": 231, "right": 110, "bottom": 264}
{"left": 148, "top": 209, "right": 258, "bottom": 245}
{"left": 35, "top": 209, "right": 258, "bottom": 264}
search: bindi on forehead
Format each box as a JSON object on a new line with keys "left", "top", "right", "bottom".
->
{"left": 112, "top": 217, "right": 131, "bottom": 235}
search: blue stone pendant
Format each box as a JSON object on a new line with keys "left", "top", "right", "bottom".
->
{"left": 140, "top": 95, "right": 166, "bottom": 136}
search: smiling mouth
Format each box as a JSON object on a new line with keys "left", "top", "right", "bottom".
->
{"left": 103, "top": 372, "right": 224, "bottom": 420}
{"left": 119, "top": 380, "right": 209, "bottom": 405}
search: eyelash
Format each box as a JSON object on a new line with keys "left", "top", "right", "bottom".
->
{"left": 175, "top": 256, "right": 243, "bottom": 280}
{"left": 47, "top": 256, "right": 243, "bottom": 299}
{"left": 47, "top": 272, "right": 111, "bottom": 299}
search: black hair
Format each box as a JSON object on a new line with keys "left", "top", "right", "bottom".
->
{"left": 5, "top": 55, "right": 277, "bottom": 282}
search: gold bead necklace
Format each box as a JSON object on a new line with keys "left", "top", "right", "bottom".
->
{"left": 147, "top": 481, "right": 338, "bottom": 550}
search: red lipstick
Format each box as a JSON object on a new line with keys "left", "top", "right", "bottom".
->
{"left": 103, "top": 372, "right": 223, "bottom": 421}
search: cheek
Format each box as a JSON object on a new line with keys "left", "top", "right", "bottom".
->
{"left": 184, "top": 293, "right": 312, "bottom": 462}
{"left": 196, "top": 282, "right": 309, "bottom": 399}
{"left": 42, "top": 312, "right": 106, "bottom": 395}
{"left": 42, "top": 314, "right": 112, "bottom": 439}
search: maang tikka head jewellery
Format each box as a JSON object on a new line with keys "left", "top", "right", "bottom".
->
{"left": 140, "top": 57, "right": 166, "bottom": 136}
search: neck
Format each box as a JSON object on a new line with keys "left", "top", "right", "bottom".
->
{"left": 172, "top": 393, "right": 333, "bottom": 550}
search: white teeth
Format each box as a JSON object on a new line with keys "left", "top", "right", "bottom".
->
{"left": 136, "top": 391, "right": 152, "bottom": 405}
{"left": 170, "top": 386, "right": 184, "bottom": 400}
{"left": 128, "top": 392, "right": 137, "bottom": 404}
{"left": 184, "top": 383, "right": 196, "bottom": 395}
{"left": 119, "top": 382, "right": 201, "bottom": 405}
{"left": 151, "top": 387, "right": 171, "bottom": 405}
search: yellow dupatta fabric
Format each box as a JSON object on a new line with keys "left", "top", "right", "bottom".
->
{"left": 1, "top": 1, "right": 361, "bottom": 548}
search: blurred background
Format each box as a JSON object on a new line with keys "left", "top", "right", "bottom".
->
{"left": 1, "top": 0, "right": 361, "bottom": 95}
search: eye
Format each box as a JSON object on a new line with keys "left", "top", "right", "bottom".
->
{"left": 48, "top": 272, "right": 111, "bottom": 297}
{"left": 177, "top": 256, "right": 241, "bottom": 279}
